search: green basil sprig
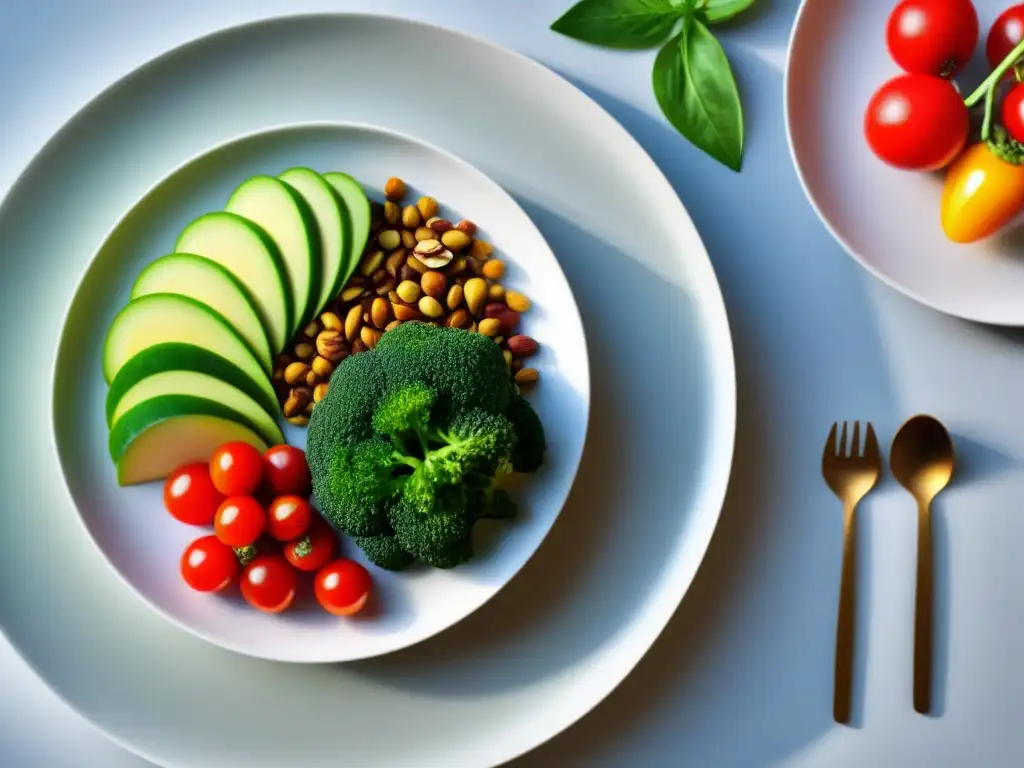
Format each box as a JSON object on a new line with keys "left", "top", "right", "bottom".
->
{"left": 551, "top": 0, "right": 754, "bottom": 171}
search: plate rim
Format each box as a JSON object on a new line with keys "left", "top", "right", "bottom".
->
{"left": 784, "top": 0, "right": 1019, "bottom": 327}
{"left": 0, "top": 11, "right": 737, "bottom": 767}
{"left": 49, "top": 118, "right": 593, "bottom": 665}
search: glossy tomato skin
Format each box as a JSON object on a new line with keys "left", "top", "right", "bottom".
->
{"left": 864, "top": 74, "right": 969, "bottom": 171}
{"left": 941, "top": 142, "right": 1024, "bottom": 243}
{"left": 209, "top": 441, "right": 263, "bottom": 497}
{"left": 240, "top": 554, "right": 297, "bottom": 613}
{"left": 214, "top": 496, "right": 267, "bottom": 548}
{"left": 315, "top": 559, "right": 373, "bottom": 616}
{"left": 266, "top": 495, "right": 313, "bottom": 541}
{"left": 283, "top": 520, "right": 338, "bottom": 572}
{"left": 887, "top": 0, "right": 979, "bottom": 77}
{"left": 987, "top": 4, "right": 1024, "bottom": 71}
{"left": 181, "top": 535, "right": 239, "bottom": 592}
{"left": 262, "top": 445, "right": 311, "bottom": 497}
{"left": 164, "top": 463, "right": 224, "bottom": 526}
{"left": 1004, "top": 84, "right": 1024, "bottom": 143}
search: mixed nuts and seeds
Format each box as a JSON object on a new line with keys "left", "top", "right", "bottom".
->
{"left": 272, "top": 177, "right": 540, "bottom": 424}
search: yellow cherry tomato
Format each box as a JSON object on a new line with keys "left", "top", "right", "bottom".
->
{"left": 941, "top": 141, "right": 1024, "bottom": 243}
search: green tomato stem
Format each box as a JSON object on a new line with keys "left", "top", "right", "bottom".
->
{"left": 965, "top": 38, "right": 1024, "bottom": 108}
{"left": 982, "top": 83, "right": 996, "bottom": 142}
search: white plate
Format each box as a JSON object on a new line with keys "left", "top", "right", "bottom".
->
{"left": 0, "top": 13, "right": 735, "bottom": 767}
{"left": 54, "top": 122, "right": 590, "bottom": 663}
{"left": 786, "top": 0, "right": 1024, "bottom": 326}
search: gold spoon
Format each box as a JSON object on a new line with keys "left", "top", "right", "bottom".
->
{"left": 890, "top": 415, "right": 954, "bottom": 715}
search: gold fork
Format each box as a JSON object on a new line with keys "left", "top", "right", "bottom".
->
{"left": 822, "top": 421, "right": 881, "bottom": 724}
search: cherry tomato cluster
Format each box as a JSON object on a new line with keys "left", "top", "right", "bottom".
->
{"left": 865, "top": 2, "right": 1024, "bottom": 243}
{"left": 166, "top": 442, "right": 372, "bottom": 617}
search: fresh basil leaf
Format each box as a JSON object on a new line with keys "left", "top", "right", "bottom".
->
{"left": 652, "top": 19, "right": 744, "bottom": 171}
{"left": 701, "top": 0, "right": 757, "bottom": 24}
{"left": 551, "top": 0, "right": 684, "bottom": 50}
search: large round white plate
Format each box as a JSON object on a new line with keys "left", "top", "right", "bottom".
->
{"left": 0, "top": 13, "right": 735, "bottom": 767}
{"left": 786, "top": 0, "right": 1024, "bottom": 326}
{"left": 55, "top": 121, "right": 589, "bottom": 663}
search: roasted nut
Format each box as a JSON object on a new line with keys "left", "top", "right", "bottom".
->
{"left": 441, "top": 229, "right": 471, "bottom": 251}
{"left": 306, "top": 370, "right": 318, "bottom": 387}
{"left": 384, "top": 177, "right": 407, "bottom": 201}
{"left": 447, "top": 308, "right": 471, "bottom": 328}
{"left": 455, "top": 219, "right": 477, "bottom": 236}
{"left": 507, "top": 335, "right": 538, "bottom": 357}
{"left": 417, "top": 196, "right": 439, "bottom": 220}
{"left": 378, "top": 230, "right": 401, "bottom": 251}
{"left": 488, "top": 305, "right": 520, "bottom": 334}
{"left": 360, "top": 326, "right": 382, "bottom": 349}
{"left": 428, "top": 217, "right": 452, "bottom": 233}
{"left": 385, "top": 320, "right": 402, "bottom": 332}
{"left": 344, "top": 304, "right": 363, "bottom": 341}
{"left": 494, "top": 336, "right": 504, "bottom": 346}
{"left": 414, "top": 238, "right": 443, "bottom": 257}
{"left": 481, "top": 259, "right": 505, "bottom": 280}
{"left": 283, "top": 386, "right": 312, "bottom": 417}
{"left": 302, "top": 322, "right": 320, "bottom": 339}
{"left": 294, "top": 341, "right": 315, "bottom": 360}
{"left": 488, "top": 283, "right": 505, "bottom": 301}
{"left": 511, "top": 357, "right": 524, "bottom": 373}
{"left": 316, "top": 330, "right": 347, "bottom": 362}
{"left": 421, "top": 271, "right": 447, "bottom": 298}
{"left": 393, "top": 302, "right": 423, "bottom": 322}
{"left": 478, "top": 318, "right": 502, "bottom": 337}
{"left": 446, "top": 283, "right": 464, "bottom": 310}
{"left": 398, "top": 264, "right": 420, "bottom": 283}
{"left": 503, "top": 350, "right": 513, "bottom": 369}
{"left": 371, "top": 297, "right": 391, "bottom": 328}
{"left": 376, "top": 278, "right": 396, "bottom": 296}
{"left": 371, "top": 267, "right": 388, "bottom": 284}
{"left": 284, "top": 362, "right": 311, "bottom": 385}
{"left": 311, "top": 355, "right": 333, "bottom": 378}
{"left": 397, "top": 280, "right": 422, "bottom": 303}
{"left": 288, "top": 415, "right": 310, "bottom": 426}
{"left": 415, "top": 226, "right": 436, "bottom": 242}
{"left": 505, "top": 290, "right": 532, "bottom": 313}
{"left": 468, "top": 321, "right": 478, "bottom": 333}
{"left": 514, "top": 368, "right": 539, "bottom": 386}
{"left": 464, "top": 277, "right": 488, "bottom": 316}
{"left": 418, "top": 250, "right": 454, "bottom": 269}
{"left": 314, "top": 382, "right": 329, "bottom": 403}
{"left": 466, "top": 255, "right": 484, "bottom": 275}
{"left": 450, "top": 257, "right": 467, "bottom": 275}
{"left": 388, "top": 290, "right": 402, "bottom": 304}
{"left": 386, "top": 248, "right": 408, "bottom": 277}
{"left": 406, "top": 253, "right": 429, "bottom": 274}
{"left": 401, "top": 205, "right": 422, "bottom": 230}
{"left": 400, "top": 229, "right": 417, "bottom": 249}
{"left": 469, "top": 239, "right": 493, "bottom": 261}
{"left": 273, "top": 366, "right": 284, "bottom": 382}
{"left": 340, "top": 285, "right": 365, "bottom": 302}
{"left": 320, "top": 311, "right": 343, "bottom": 332}
{"left": 384, "top": 200, "right": 401, "bottom": 225}
{"left": 418, "top": 295, "right": 445, "bottom": 318}
{"left": 351, "top": 339, "right": 368, "bottom": 354}
{"left": 360, "top": 249, "right": 386, "bottom": 277}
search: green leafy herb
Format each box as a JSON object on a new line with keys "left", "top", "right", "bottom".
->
{"left": 551, "top": 0, "right": 754, "bottom": 171}
{"left": 653, "top": 18, "right": 743, "bottom": 170}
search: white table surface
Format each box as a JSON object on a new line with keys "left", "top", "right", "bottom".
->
{"left": 4, "top": 0, "right": 1024, "bottom": 766}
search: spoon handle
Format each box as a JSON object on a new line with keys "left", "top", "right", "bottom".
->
{"left": 914, "top": 498, "right": 933, "bottom": 714}
{"left": 833, "top": 500, "right": 857, "bottom": 724}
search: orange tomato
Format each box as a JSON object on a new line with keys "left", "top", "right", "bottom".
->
{"left": 941, "top": 141, "right": 1024, "bottom": 243}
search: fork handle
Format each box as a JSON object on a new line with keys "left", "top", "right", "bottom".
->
{"left": 834, "top": 500, "right": 857, "bottom": 724}
{"left": 914, "top": 498, "right": 933, "bottom": 714}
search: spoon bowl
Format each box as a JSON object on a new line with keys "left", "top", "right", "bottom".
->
{"left": 890, "top": 415, "right": 955, "bottom": 502}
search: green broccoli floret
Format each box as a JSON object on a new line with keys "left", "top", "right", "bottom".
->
{"left": 508, "top": 392, "right": 546, "bottom": 472}
{"left": 307, "top": 323, "right": 546, "bottom": 572}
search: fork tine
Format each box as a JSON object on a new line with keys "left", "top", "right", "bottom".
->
{"left": 851, "top": 421, "right": 861, "bottom": 457}
{"left": 864, "top": 422, "right": 880, "bottom": 461}
{"left": 839, "top": 421, "right": 848, "bottom": 456}
{"left": 824, "top": 422, "right": 838, "bottom": 458}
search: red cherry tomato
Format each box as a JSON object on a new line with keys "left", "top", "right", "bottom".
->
{"left": 240, "top": 554, "right": 297, "bottom": 613}
{"left": 209, "top": 441, "right": 263, "bottom": 497}
{"left": 266, "top": 495, "right": 313, "bottom": 541}
{"left": 163, "top": 463, "right": 224, "bottom": 526}
{"left": 180, "top": 535, "right": 239, "bottom": 592}
{"left": 886, "top": 0, "right": 978, "bottom": 77}
{"left": 864, "top": 74, "right": 969, "bottom": 171}
{"left": 315, "top": 559, "right": 373, "bottom": 616}
{"left": 214, "top": 496, "right": 267, "bottom": 548}
{"left": 283, "top": 520, "right": 338, "bottom": 572}
{"left": 1003, "top": 84, "right": 1024, "bottom": 143}
{"left": 262, "top": 445, "right": 311, "bottom": 497}
{"left": 987, "top": 4, "right": 1024, "bottom": 72}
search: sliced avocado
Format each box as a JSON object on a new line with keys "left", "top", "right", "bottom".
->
{"left": 110, "top": 395, "right": 272, "bottom": 486}
{"left": 175, "top": 212, "right": 291, "bottom": 354}
{"left": 131, "top": 253, "right": 273, "bottom": 374}
{"left": 225, "top": 175, "right": 320, "bottom": 334}
{"left": 279, "top": 167, "right": 348, "bottom": 316}
{"left": 109, "top": 370, "right": 284, "bottom": 447}
{"left": 101, "top": 294, "right": 275, "bottom": 414}
{"left": 323, "top": 172, "right": 371, "bottom": 296}
{"left": 105, "top": 343, "right": 278, "bottom": 426}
